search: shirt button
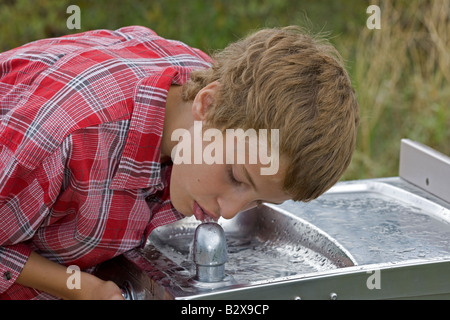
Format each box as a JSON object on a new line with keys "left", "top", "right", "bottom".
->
{"left": 3, "top": 271, "right": 12, "bottom": 281}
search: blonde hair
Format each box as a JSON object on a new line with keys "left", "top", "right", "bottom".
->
{"left": 182, "top": 26, "right": 360, "bottom": 201}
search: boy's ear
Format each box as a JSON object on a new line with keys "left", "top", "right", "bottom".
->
{"left": 192, "top": 81, "right": 220, "bottom": 121}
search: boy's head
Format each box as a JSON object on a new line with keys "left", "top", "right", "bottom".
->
{"left": 182, "top": 26, "right": 360, "bottom": 202}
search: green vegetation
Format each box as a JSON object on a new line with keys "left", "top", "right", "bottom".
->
{"left": 1, "top": 0, "right": 448, "bottom": 180}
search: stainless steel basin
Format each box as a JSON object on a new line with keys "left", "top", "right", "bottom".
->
{"left": 149, "top": 204, "right": 356, "bottom": 284}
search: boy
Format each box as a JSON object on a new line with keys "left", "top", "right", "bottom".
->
{"left": 0, "top": 26, "right": 359, "bottom": 299}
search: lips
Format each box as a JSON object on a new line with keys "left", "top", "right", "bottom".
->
{"left": 193, "top": 201, "right": 218, "bottom": 222}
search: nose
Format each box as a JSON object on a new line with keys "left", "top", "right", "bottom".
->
{"left": 217, "top": 193, "right": 256, "bottom": 219}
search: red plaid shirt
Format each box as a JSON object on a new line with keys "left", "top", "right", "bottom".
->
{"left": 0, "top": 26, "right": 212, "bottom": 299}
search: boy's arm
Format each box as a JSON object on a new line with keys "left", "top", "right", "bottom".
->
{"left": 16, "top": 251, "right": 124, "bottom": 300}
{"left": 0, "top": 139, "right": 120, "bottom": 299}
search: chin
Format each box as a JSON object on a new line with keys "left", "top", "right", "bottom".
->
{"left": 171, "top": 197, "right": 192, "bottom": 217}
{"left": 169, "top": 183, "right": 190, "bottom": 217}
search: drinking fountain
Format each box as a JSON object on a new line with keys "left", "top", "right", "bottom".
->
{"left": 192, "top": 222, "right": 228, "bottom": 283}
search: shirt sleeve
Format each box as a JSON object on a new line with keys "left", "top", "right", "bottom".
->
{"left": 0, "top": 139, "right": 66, "bottom": 294}
{"left": 0, "top": 244, "right": 32, "bottom": 293}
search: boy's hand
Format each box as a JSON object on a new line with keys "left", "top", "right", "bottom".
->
{"left": 91, "top": 279, "right": 125, "bottom": 300}
{"left": 69, "top": 272, "right": 125, "bottom": 300}
{"left": 16, "top": 251, "right": 125, "bottom": 300}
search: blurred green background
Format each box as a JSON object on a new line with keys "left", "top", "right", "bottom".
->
{"left": 1, "top": 0, "right": 449, "bottom": 180}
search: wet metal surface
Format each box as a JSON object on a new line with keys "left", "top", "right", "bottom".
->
{"left": 148, "top": 203, "right": 356, "bottom": 285}
{"left": 281, "top": 179, "right": 450, "bottom": 265}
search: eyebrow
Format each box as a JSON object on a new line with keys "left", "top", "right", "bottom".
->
{"left": 241, "top": 165, "right": 258, "bottom": 192}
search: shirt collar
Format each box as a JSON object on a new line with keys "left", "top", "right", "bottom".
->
{"left": 110, "top": 67, "right": 178, "bottom": 191}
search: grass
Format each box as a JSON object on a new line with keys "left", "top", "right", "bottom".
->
{"left": 340, "top": 0, "right": 450, "bottom": 180}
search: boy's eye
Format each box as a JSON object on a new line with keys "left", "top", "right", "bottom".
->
{"left": 227, "top": 165, "right": 241, "bottom": 186}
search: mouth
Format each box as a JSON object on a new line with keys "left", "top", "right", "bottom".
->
{"left": 193, "top": 201, "right": 219, "bottom": 222}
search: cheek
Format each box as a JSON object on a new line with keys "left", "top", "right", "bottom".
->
{"left": 172, "top": 163, "right": 228, "bottom": 200}
{"left": 191, "top": 170, "right": 212, "bottom": 191}
{"left": 171, "top": 163, "right": 208, "bottom": 191}
{"left": 192, "top": 164, "right": 227, "bottom": 194}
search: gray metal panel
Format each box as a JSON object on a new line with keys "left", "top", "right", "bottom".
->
{"left": 399, "top": 139, "right": 450, "bottom": 204}
{"left": 188, "top": 260, "right": 450, "bottom": 300}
